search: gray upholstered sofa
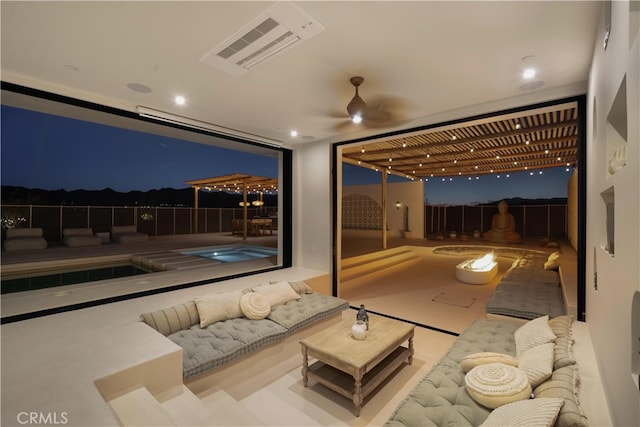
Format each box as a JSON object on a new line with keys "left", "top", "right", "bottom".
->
{"left": 3, "top": 227, "right": 48, "bottom": 251}
{"left": 385, "top": 316, "right": 586, "bottom": 427}
{"left": 110, "top": 225, "right": 148, "bottom": 244}
{"left": 141, "top": 280, "right": 349, "bottom": 379}
{"left": 486, "top": 252, "right": 566, "bottom": 321}
{"left": 62, "top": 228, "right": 102, "bottom": 247}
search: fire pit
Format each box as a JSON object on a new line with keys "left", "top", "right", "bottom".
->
{"left": 456, "top": 252, "right": 498, "bottom": 285}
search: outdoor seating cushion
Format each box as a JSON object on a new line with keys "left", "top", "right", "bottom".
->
{"left": 3, "top": 228, "right": 48, "bottom": 251}
{"left": 62, "top": 228, "right": 101, "bottom": 247}
{"left": 385, "top": 319, "right": 519, "bottom": 427}
{"left": 168, "top": 317, "right": 287, "bottom": 378}
{"left": 110, "top": 225, "right": 148, "bottom": 244}
{"left": 267, "top": 292, "right": 349, "bottom": 332}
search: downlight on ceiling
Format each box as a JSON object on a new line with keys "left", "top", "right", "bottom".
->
{"left": 200, "top": 2, "right": 325, "bottom": 76}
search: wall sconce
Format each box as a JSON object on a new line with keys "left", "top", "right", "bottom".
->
{"left": 239, "top": 202, "right": 250, "bottom": 207}
{"left": 396, "top": 201, "right": 401, "bottom": 210}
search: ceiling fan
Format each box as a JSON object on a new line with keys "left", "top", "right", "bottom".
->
{"left": 331, "top": 76, "right": 409, "bottom": 131}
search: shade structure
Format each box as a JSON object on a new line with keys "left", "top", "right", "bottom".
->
{"left": 185, "top": 173, "right": 278, "bottom": 238}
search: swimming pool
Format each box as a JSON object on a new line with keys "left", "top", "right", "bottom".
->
{"left": 1, "top": 263, "right": 153, "bottom": 294}
{"left": 181, "top": 245, "right": 277, "bottom": 263}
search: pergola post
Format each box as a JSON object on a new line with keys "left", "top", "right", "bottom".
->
{"left": 193, "top": 186, "right": 199, "bottom": 234}
{"left": 243, "top": 183, "right": 248, "bottom": 239}
{"left": 381, "top": 171, "right": 388, "bottom": 249}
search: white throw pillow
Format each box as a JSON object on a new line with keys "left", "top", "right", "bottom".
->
{"left": 461, "top": 352, "right": 519, "bottom": 373}
{"left": 464, "top": 363, "right": 532, "bottom": 409}
{"left": 480, "top": 397, "right": 564, "bottom": 427}
{"left": 514, "top": 315, "right": 556, "bottom": 357}
{"left": 518, "top": 342, "right": 555, "bottom": 387}
{"left": 548, "top": 251, "right": 561, "bottom": 262}
{"left": 253, "top": 281, "right": 300, "bottom": 307}
{"left": 240, "top": 292, "right": 271, "bottom": 320}
{"left": 194, "top": 291, "right": 243, "bottom": 328}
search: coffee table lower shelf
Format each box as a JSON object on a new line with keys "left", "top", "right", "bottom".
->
{"left": 305, "top": 346, "right": 411, "bottom": 415}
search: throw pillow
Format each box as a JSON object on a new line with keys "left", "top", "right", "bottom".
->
{"left": 464, "top": 363, "right": 532, "bottom": 409}
{"left": 548, "top": 251, "right": 561, "bottom": 261}
{"left": 544, "top": 260, "right": 560, "bottom": 270}
{"left": 239, "top": 292, "right": 271, "bottom": 320}
{"left": 548, "top": 315, "right": 573, "bottom": 338}
{"left": 288, "top": 280, "right": 314, "bottom": 294}
{"left": 479, "top": 397, "right": 564, "bottom": 427}
{"left": 194, "top": 291, "right": 243, "bottom": 328}
{"left": 533, "top": 365, "right": 588, "bottom": 427}
{"left": 514, "top": 315, "right": 556, "bottom": 357}
{"left": 253, "top": 281, "right": 300, "bottom": 307}
{"left": 461, "top": 352, "right": 519, "bottom": 373}
{"left": 518, "top": 342, "right": 554, "bottom": 387}
{"left": 270, "top": 280, "right": 313, "bottom": 294}
{"left": 553, "top": 336, "right": 577, "bottom": 369}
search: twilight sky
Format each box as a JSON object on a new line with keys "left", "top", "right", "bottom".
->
{"left": 1, "top": 105, "right": 571, "bottom": 205}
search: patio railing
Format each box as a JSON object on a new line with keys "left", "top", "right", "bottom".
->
{"left": 0, "top": 204, "right": 275, "bottom": 243}
{"left": 425, "top": 204, "right": 568, "bottom": 238}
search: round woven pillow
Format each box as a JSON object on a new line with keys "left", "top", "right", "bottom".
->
{"left": 464, "top": 363, "right": 531, "bottom": 409}
{"left": 240, "top": 292, "right": 271, "bottom": 320}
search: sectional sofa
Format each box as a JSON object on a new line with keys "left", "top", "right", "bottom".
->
{"left": 141, "top": 280, "right": 349, "bottom": 379}
{"left": 386, "top": 315, "right": 586, "bottom": 427}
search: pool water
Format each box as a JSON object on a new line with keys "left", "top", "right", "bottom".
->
{"left": 181, "top": 245, "right": 277, "bottom": 263}
{"left": 1, "top": 264, "right": 152, "bottom": 294}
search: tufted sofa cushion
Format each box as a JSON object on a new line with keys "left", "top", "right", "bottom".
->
{"left": 267, "top": 293, "right": 349, "bottom": 332}
{"left": 486, "top": 282, "right": 566, "bottom": 320}
{"left": 169, "top": 317, "right": 287, "bottom": 378}
{"left": 385, "top": 319, "right": 519, "bottom": 427}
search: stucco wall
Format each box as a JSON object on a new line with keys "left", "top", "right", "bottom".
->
{"left": 585, "top": 1, "right": 640, "bottom": 425}
{"left": 567, "top": 169, "right": 579, "bottom": 251}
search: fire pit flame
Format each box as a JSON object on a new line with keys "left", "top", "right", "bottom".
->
{"left": 468, "top": 252, "right": 496, "bottom": 270}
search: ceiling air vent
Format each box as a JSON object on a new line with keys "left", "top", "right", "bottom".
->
{"left": 200, "top": 1, "right": 324, "bottom": 76}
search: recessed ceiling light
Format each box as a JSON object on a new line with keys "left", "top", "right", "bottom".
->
{"left": 352, "top": 115, "right": 362, "bottom": 124}
{"left": 523, "top": 68, "right": 536, "bottom": 79}
{"left": 290, "top": 130, "right": 298, "bottom": 137}
{"left": 175, "top": 95, "right": 186, "bottom": 105}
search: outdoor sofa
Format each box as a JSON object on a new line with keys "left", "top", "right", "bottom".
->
{"left": 62, "top": 228, "right": 101, "bottom": 247}
{"left": 141, "top": 280, "right": 349, "bottom": 379}
{"left": 3, "top": 227, "right": 48, "bottom": 251}
{"left": 386, "top": 315, "right": 586, "bottom": 427}
{"left": 110, "top": 225, "right": 148, "bottom": 244}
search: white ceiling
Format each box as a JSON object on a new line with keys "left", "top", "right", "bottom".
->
{"left": 1, "top": 1, "right": 602, "bottom": 147}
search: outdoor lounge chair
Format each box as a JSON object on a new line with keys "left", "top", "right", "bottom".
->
{"left": 62, "top": 228, "right": 101, "bottom": 247}
{"left": 3, "top": 228, "right": 48, "bottom": 251}
{"left": 110, "top": 225, "right": 148, "bottom": 244}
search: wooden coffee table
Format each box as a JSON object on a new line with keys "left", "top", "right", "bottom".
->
{"left": 299, "top": 313, "right": 414, "bottom": 416}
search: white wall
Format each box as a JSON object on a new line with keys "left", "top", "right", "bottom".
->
{"left": 585, "top": 1, "right": 640, "bottom": 425}
{"left": 293, "top": 141, "right": 333, "bottom": 272}
{"left": 342, "top": 181, "right": 424, "bottom": 237}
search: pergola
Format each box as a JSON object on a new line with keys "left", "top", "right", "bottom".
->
{"left": 184, "top": 173, "right": 279, "bottom": 239}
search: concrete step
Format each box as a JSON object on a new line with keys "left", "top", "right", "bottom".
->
{"left": 200, "top": 390, "right": 265, "bottom": 426}
{"left": 340, "top": 248, "right": 421, "bottom": 286}
{"left": 160, "top": 385, "right": 218, "bottom": 426}
{"left": 108, "top": 386, "right": 175, "bottom": 426}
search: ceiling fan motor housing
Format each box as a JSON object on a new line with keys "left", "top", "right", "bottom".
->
{"left": 347, "top": 76, "right": 366, "bottom": 118}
